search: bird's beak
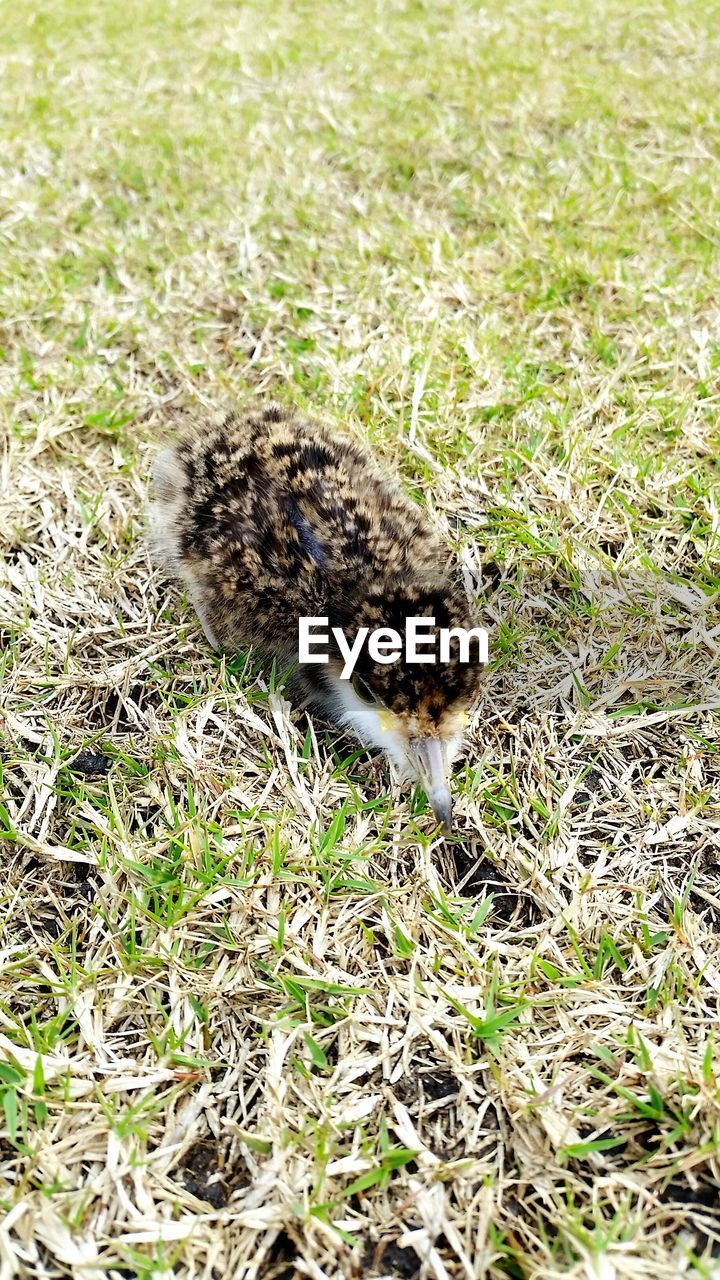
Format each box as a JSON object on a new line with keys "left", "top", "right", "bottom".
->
{"left": 413, "top": 738, "right": 452, "bottom": 836}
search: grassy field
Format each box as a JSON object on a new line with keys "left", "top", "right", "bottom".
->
{"left": 1, "top": 0, "right": 720, "bottom": 1276}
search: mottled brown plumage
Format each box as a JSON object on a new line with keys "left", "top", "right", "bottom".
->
{"left": 149, "top": 404, "right": 483, "bottom": 831}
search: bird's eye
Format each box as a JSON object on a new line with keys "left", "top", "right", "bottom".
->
{"left": 351, "top": 673, "right": 377, "bottom": 706}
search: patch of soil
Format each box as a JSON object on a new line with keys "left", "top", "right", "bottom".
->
{"left": 364, "top": 1238, "right": 419, "bottom": 1278}
{"left": 420, "top": 1068, "right": 460, "bottom": 1102}
{"left": 177, "top": 1139, "right": 229, "bottom": 1208}
{"left": 85, "top": 681, "right": 163, "bottom": 733}
{"left": 452, "top": 852, "right": 542, "bottom": 925}
{"left": 263, "top": 1230, "right": 299, "bottom": 1279}
{"left": 393, "top": 1061, "right": 459, "bottom": 1110}
{"left": 658, "top": 1176, "right": 720, "bottom": 1255}
{"left": 688, "top": 886, "right": 720, "bottom": 933}
{"left": 574, "top": 767, "right": 607, "bottom": 809}
{"left": 70, "top": 749, "right": 112, "bottom": 777}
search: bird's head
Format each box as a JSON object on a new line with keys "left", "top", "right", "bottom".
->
{"left": 322, "top": 574, "right": 484, "bottom": 834}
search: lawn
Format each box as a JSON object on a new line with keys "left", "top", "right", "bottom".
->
{"left": 1, "top": 0, "right": 720, "bottom": 1276}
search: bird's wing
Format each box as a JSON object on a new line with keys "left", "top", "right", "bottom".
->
{"left": 285, "top": 501, "right": 328, "bottom": 568}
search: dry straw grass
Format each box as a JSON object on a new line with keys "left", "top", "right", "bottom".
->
{"left": 1, "top": 0, "right": 720, "bottom": 1276}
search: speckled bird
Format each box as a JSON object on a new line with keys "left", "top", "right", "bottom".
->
{"left": 149, "top": 404, "right": 483, "bottom": 833}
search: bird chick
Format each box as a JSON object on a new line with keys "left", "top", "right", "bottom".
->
{"left": 149, "top": 404, "right": 483, "bottom": 833}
